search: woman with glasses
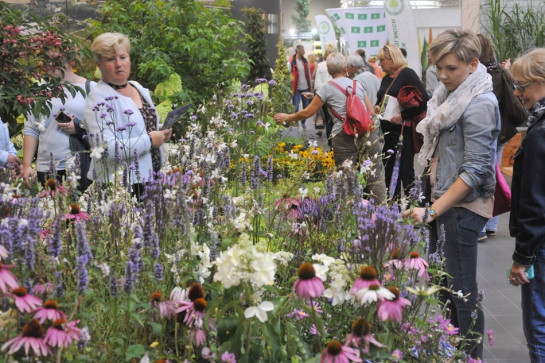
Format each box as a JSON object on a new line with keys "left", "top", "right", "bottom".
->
{"left": 404, "top": 29, "right": 500, "bottom": 359}
{"left": 375, "top": 44, "right": 428, "bottom": 199}
{"left": 507, "top": 48, "right": 545, "bottom": 363}
{"left": 475, "top": 34, "right": 527, "bottom": 241}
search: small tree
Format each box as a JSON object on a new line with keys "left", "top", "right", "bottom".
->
{"left": 291, "top": 0, "right": 311, "bottom": 36}
{"left": 271, "top": 37, "right": 294, "bottom": 114}
{"left": 0, "top": 3, "right": 83, "bottom": 135}
{"left": 242, "top": 7, "right": 271, "bottom": 81}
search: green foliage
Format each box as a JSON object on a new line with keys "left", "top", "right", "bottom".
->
{"left": 90, "top": 0, "right": 250, "bottom": 106}
{"left": 291, "top": 0, "right": 311, "bottom": 35}
{"left": 242, "top": 7, "right": 272, "bottom": 81}
{"left": 482, "top": 0, "right": 545, "bottom": 61}
{"left": 271, "top": 37, "right": 295, "bottom": 114}
{"left": 0, "top": 2, "right": 86, "bottom": 135}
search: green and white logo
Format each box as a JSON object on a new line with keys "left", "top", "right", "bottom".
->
{"left": 319, "top": 21, "right": 330, "bottom": 34}
{"left": 384, "top": 0, "right": 404, "bottom": 16}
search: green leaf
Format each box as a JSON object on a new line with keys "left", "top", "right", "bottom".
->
{"left": 124, "top": 344, "right": 146, "bottom": 362}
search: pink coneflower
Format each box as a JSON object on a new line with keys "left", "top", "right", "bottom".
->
{"left": 0, "top": 261, "right": 18, "bottom": 292}
{"left": 377, "top": 286, "right": 412, "bottom": 323}
{"left": 194, "top": 328, "right": 206, "bottom": 347}
{"left": 151, "top": 291, "right": 176, "bottom": 319}
{"left": 62, "top": 203, "right": 89, "bottom": 222}
{"left": 1, "top": 319, "right": 51, "bottom": 356}
{"left": 274, "top": 195, "right": 301, "bottom": 220}
{"left": 38, "top": 229, "right": 51, "bottom": 240}
{"left": 350, "top": 266, "right": 381, "bottom": 294}
{"left": 31, "top": 282, "right": 54, "bottom": 296}
{"left": 39, "top": 179, "right": 68, "bottom": 198}
{"left": 33, "top": 300, "right": 66, "bottom": 323}
{"left": 404, "top": 252, "right": 430, "bottom": 281}
{"left": 294, "top": 262, "right": 324, "bottom": 299}
{"left": 176, "top": 297, "right": 207, "bottom": 328}
{"left": 8, "top": 286, "right": 42, "bottom": 313}
{"left": 384, "top": 248, "right": 405, "bottom": 270}
{"left": 44, "top": 318, "right": 81, "bottom": 349}
{"left": 187, "top": 282, "right": 205, "bottom": 301}
{"left": 320, "top": 340, "right": 362, "bottom": 363}
{"left": 344, "top": 318, "right": 385, "bottom": 355}
{"left": 0, "top": 244, "right": 8, "bottom": 260}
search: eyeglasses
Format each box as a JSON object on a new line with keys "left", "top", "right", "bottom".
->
{"left": 513, "top": 81, "right": 534, "bottom": 92}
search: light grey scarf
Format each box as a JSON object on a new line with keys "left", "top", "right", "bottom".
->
{"left": 416, "top": 62, "right": 492, "bottom": 165}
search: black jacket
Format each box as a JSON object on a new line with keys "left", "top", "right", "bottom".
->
{"left": 510, "top": 111, "right": 545, "bottom": 266}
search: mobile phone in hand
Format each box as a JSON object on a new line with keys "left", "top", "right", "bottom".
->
{"left": 55, "top": 111, "right": 71, "bottom": 123}
{"left": 506, "top": 265, "right": 535, "bottom": 282}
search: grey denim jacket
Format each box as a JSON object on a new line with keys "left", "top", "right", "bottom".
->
{"left": 433, "top": 92, "right": 501, "bottom": 202}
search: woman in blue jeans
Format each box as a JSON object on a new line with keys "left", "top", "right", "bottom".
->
{"left": 405, "top": 29, "right": 500, "bottom": 359}
{"left": 508, "top": 48, "right": 545, "bottom": 363}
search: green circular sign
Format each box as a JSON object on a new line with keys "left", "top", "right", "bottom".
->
{"left": 385, "top": 0, "right": 404, "bottom": 16}
{"left": 319, "top": 21, "right": 330, "bottom": 34}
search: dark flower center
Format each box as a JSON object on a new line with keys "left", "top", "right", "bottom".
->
{"left": 12, "top": 286, "right": 27, "bottom": 297}
{"left": 188, "top": 283, "right": 205, "bottom": 301}
{"left": 391, "top": 247, "right": 402, "bottom": 260}
{"left": 368, "top": 284, "right": 380, "bottom": 291}
{"left": 351, "top": 318, "right": 371, "bottom": 337}
{"left": 70, "top": 203, "right": 81, "bottom": 214}
{"left": 298, "top": 262, "right": 316, "bottom": 280}
{"left": 193, "top": 298, "right": 207, "bottom": 312}
{"left": 46, "top": 178, "right": 57, "bottom": 190}
{"left": 326, "top": 340, "right": 343, "bottom": 356}
{"left": 52, "top": 318, "right": 66, "bottom": 330}
{"left": 387, "top": 286, "right": 400, "bottom": 300}
{"left": 22, "top": 319, "right": 44, "bottom": 338}
{"left": 151, "top": 291, "right": 163, "bottom": 303}
{"left": 43, "top": 300, "right": 60, "bottom": 309}
{"left": 410, "top": 251, "right": 420, "bottom": 259}
{"left": 176, "top": 311, "right": 186, "bottom": 324}
{"left": 360, "top": 266, "right": 377, "bottom": 280}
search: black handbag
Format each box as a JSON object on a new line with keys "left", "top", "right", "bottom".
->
{"left": 69, "top": 80, "right": 92, "bottom": 193}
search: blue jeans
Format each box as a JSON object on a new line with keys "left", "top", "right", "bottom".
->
{"left": 293, "top": 89, "right": 310, "bottom": 113}
{"left": 522, "top": 248, "right": 545, "bottom": 362}
{"left": 434, "top": 207, "right": 487, "bottom": 358}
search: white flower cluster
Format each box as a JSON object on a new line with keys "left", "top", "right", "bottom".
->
{"left": 213, "top": 233, "right": 292, "bottom": 289}
{"left": 312, "top": 254, "right": 354, "bottom": 306}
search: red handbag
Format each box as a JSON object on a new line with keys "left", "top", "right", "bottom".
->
{"left": 493, "top": 163, "right": 511, "bottom": 217}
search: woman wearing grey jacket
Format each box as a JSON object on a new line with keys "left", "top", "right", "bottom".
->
{"left": 405, "top": 29, "right": 500, "bottom": 359}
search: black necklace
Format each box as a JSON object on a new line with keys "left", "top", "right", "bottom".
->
{"left": 106, "top": 82, "right": 129, "bottom": 90}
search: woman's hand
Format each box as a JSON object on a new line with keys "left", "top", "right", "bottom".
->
{"left": 389, "top": 114, "right": 403, "bottom": 125}
{"left": 21, "top": 165, "right": 35, "bottom": 188}
{"left": 374, "top": 105, "right": 381, "bottom": 114}
{"left": 149, "top": 130, "right": 169, "bottom": 148}
{"left": 301, "top": 92, "right": 314, "bottom": 99}
{"left": 273, "top": 113, "right": 290, "bottom": 124}
{"left": 58, "top": 119, "right": 76, "bottom": 135}
{"left": 163, "top": 128, "right": 173, "bottom": 143}
{"left": 508, "top": 262, "right": 530, "bottom": 286}
{"left": 402, "top": 207, "right": 429, "bottom": 223}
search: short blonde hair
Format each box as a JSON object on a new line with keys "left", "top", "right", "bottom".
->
{"left": 428, "top": 29, "right": 481, "bottom": 65}
{"left": 326, "top": 52, "right": 347, "bottom": 76}
{"left": 377, "top": 44, "right": 405, "bottom": 68}
{"left": 511, "top": 48, "right": 545, "bottom": 85}
{"left": 92, "top": 32, "right": 131, "bottom": 62}
{"left": 323, "top": 43, "right": 338, "bottom": 60}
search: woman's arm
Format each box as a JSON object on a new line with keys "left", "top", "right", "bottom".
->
{"left": 274, "top": 95, "right": 324, "bottom": 124}
{"left": 22, "top": 135, "right": 38, "bottom": 187}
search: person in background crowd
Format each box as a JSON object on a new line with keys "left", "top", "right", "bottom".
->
{"left": 273, "top": 53, "right": 384, "bottom": 203}
{"left": 375, "top": 44, "right": 428, "bottom": 199}
{"left": 314, "top": 43, "right": 338, "bottom": 144}
{"left": 307, "top": 53, "right": 317, "bottom": 87}
{"left": 290, "top": 44, "right": 313, "bottom": 131}
{"left": 405, "top": 29, "right": 500, "bottom": 359}
{"left": 355, "top": 49, "right": 375, "bottom": 74}
{"left": 476, "top": 33, "right": 527, "bottom": 241}
{"left": 507, "top": 48, "right": 545, "bottom": 363}
{"left": 426, "top": 54, "right": 440, "bottom": 97}
{"left": 22, "top": 54, "right": 95, "bottom": 192}
{"left": 347, "top": 53, "right": 380, "bottom": 105}
{"left": 83, "top": 32, "right": 171, "bottom": 197}
{"left": 0, "top": 117, "right": 20, "bottom": 172}
{"left": 368, "top": 56, "right": 383, "bottom": 79}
